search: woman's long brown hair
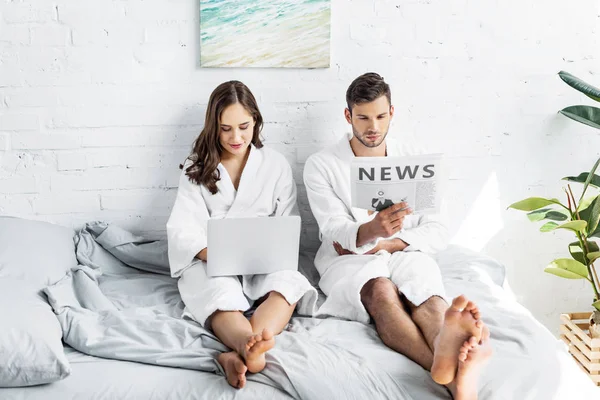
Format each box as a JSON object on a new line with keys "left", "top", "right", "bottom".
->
{"left": 180, "top": 81, "right": 264, "bottom": 194}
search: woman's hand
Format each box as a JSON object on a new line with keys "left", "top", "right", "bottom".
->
{"left": 333, "top": 241, "right": 355, "bottom": 255}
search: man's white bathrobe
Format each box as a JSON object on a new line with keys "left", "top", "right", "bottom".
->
{"left": 167, "top": 145, "right": 317, "bottom": 328}
{"left": 303, "top": 133, "right": 449, "bottom": 324}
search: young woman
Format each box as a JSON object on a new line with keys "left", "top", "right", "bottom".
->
{"left": 166, "top": 81, "right": 317, "bottom": 389}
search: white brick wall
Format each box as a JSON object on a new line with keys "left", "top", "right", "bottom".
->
{"left": 1, "top": 0, "right": 600, "bottom": 333}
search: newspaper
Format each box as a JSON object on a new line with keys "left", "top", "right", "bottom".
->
{"left": 350, "top": 154, "right": 442, "bottom": 214}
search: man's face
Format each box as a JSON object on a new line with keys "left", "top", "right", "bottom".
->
{"left": 345, "top": 95, "right": 394, "bottom": 149}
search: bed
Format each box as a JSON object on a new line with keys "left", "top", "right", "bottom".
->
{"left": 1, "top": 222, "right": 598, "bottom": 400}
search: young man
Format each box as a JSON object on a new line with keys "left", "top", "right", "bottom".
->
{"left": 303, "top": 73, "right": 492, "bottom": 400}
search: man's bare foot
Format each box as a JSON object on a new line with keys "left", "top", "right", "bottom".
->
{"left": 431, "top": 295, "right": 484, "bottom": 385}
{"left": 218, "top": 351, "right": 247, "bottom": 389}
{"left": 452, "top": 325, "right": 492, "bottom": 400}
{"left": 464, "top": 300, "right": 481, "bottom": 321}
{"left": 241, "top": 329, "right": 275, "bottom": 373}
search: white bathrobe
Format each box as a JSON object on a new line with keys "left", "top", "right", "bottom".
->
{"left": 303, "top": 133, "right": 449, "bottom": 324}
{"left": 167, "top": 144, "right": 317, "bottom": 328}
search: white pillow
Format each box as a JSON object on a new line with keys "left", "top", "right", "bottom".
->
{"left": 0, "top": 279, "right": 70, "bottom": 386}
{"left": 0, "top": 217, "right": 76, "bottom": 387}
{"left": 0, "top": 217, "right": 77, "bottom": 289}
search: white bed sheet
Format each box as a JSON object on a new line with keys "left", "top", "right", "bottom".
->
{"left": 1, "top": 245, "right": 598, "bottom": 400}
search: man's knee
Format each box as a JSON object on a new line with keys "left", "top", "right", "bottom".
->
{"left": 360, "top": 277, "right": 398, "bottom": 308}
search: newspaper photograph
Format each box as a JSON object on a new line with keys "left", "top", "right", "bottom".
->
{"left": 350, "top": 154, "right": 442, "bottom": 214}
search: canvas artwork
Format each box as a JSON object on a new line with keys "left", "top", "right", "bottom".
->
{"left": 200, "top": 0, "right": 331, "bottom": 68}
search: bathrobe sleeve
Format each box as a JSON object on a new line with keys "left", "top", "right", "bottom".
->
{"left": 274, "top": 157, "right": 300, "bottom": 217}
{"left": 166, "top": 164, "right": 211, "bottom": 278}
{"left": 303, "top": 155, "right": 378, "bottom": 254}
{"left": 395, "top": 214, "right": 449, "bottom": 254}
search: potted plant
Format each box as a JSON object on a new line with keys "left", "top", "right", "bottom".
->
{"left": 509, "top": 71, "right": 600, "bottom": 338}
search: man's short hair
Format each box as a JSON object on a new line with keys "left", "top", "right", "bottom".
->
{"left": 346, "top": 72, "right": 391, "bottom": 114}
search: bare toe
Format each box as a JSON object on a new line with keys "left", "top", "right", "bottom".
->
{"left": 479, "top": 325, "right": 490, "bottom": 345}
{"left": 468, "top": 336, "right": 478, "bottom": 347}
{"left": 450, "top": 295, "right": 469, "bottom": 311}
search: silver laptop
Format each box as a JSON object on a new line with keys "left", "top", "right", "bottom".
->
{"left": 206, "top": 216, "right": 301, "bottom": 277}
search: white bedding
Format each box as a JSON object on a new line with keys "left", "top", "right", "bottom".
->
{"left": 1, "top": 235, "right": 597, "bottom": 399}
{"left": 0, "top": 346, "right": 292, "bottom": 400}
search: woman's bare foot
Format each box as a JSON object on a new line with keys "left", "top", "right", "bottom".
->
{"left": 452, "top": 325, "right": 493, "bottom": 400}
{"left": 431, "top": 295, "right": 484, "bottom": 385}
{"left": 218, "top": 351, "right": 247, "bottom": 389}
{"left": 240, "top": 328, "right": 275, "bottom": 373}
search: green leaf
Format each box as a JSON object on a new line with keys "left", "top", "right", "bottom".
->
{"left": 569, "top": 241, "right": 587, "bottom": 264}
{"left": 587, "top": 251, "right": 600, "bottom": 263}
{"left": 540, "top": 222, "right": 559, "bottom": 232}
{"left": 564, "top": 173, "right": 600, "bottom": 189}
{"left": 559, "top": 106, "right": 600, "bottom": 130}
{"left": 580, "top": 196, "right": 597, "bottom": 218}
{"left": 569, "top": 241, "right": 600, "bottom": 265}
{"left": 586, "top": 194, "right": 600, "bottom": 235}
{"left": 590, "top": 227, "right": 600, "bottom": 238}
{"left": 527, "top": 208, "right": 569, "bottom": 222}
{"left": 547, "top": 220, "right": 587, "bottom": 233}
{"left": 508, "top": 197, "right": 564, "bottom": 211}
{"left": 545, "top": 267, "right": 587, "bottom": 279}
{"left": 593, "top": 300, "right": 600, "bottom": 312}
{"left": 558, "top": 71, "right": 600, "bottom": 102}
{"left": 583, "top": 157, "right": 600, "bottom": 195}
{"left": 548, "top": 258, "right": 589, "bottom": 278}
{"left": 578, "top": 195, "right": 599, "bottom": 212}
{"left": 581, "top": 196, "right": 600, "bottom": 237}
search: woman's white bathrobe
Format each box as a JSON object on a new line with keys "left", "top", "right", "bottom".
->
{"left": 303, "top": 133, "right": 449, "bottom": 324}
{"left": 167, "top": 144, "right": 317, "bottom": 328}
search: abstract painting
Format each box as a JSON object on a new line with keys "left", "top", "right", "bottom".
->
{"left": 200, "top": 0, "right": 331, "bottom": 68}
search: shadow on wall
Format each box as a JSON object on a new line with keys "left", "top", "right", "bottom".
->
{"left": 446, "top": 108, "right": 600, "bottom": 334}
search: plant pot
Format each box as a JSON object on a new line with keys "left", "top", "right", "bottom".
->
{"left": 590, "top": 310, "right": 600, "bottom": 339}
{"left": 560, "top": 312, "right": 600, "bottom": 386}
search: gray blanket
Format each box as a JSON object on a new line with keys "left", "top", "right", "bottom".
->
{"left": 43, "top": 222, "right": 599, "bottom": 400}
{"left": 46, "top": 222, "right": 408, "bottom": 400}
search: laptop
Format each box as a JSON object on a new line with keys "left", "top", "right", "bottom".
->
{"left": 206, "top": 216, "right": 301, "bottom": 277}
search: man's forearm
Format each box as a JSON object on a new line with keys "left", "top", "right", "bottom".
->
{"left": 356, "top": 222, "right": 377, "bottom": 247}
{"left": 383, "top": 238, "right": 409, "bottom": 253}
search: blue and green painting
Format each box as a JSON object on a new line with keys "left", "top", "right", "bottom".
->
{"left": 200, "top": 0, "right": 331, "bottom": 68}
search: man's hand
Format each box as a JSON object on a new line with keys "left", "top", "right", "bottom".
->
{"left": 333, "top": 238, "right": 409, "bottom": 256}
{"left": 357, "top": 202, "right": 412, "bottom": 247}
{"left": 196, "top": 248, "right": 208, "bottom": 262}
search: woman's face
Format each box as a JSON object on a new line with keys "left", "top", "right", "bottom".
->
{"left": 219, "top": 102, "right": 255, "bottom": 158}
